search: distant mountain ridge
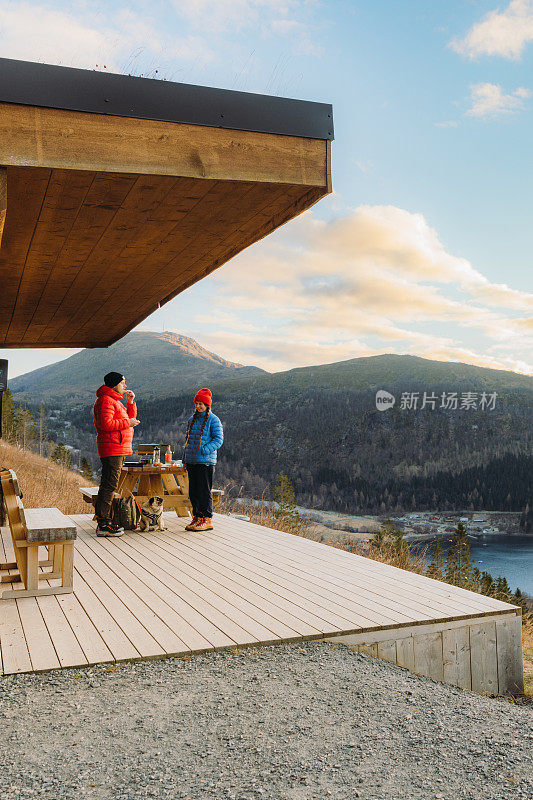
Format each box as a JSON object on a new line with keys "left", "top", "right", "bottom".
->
{"left": 9, "top": 331, "right": 266, "bottom": 403}
{"left": 209, "top": 351, "right": 532, "bottom": 396}
{"left": 9, "top": 335, "right": 532, "bottom": 515}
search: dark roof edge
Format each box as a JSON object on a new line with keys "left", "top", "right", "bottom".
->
{"left": 0, "top": 58, "right": 334, "bottom": 140}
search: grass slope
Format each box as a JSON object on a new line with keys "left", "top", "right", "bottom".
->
{"left": 0, "top": 441, "right": 93, "bottom": 514}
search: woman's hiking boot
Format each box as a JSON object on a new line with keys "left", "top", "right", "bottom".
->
{"left": 96, "top": 520, "right": 124, "bottom": 537}
{"left": 194, "top": 517, "right": 213, "bottom": 531}
{"left": 185, "top": 516, "right": 200, "bottom": 531}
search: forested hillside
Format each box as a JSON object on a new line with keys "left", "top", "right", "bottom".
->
{"left": 43, "top": 349, "right": 532, "bottom": 515}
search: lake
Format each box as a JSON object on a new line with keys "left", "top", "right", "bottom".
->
{"left": 416, "top": 534, "right": 533, "bottom": 595}
{"left": 469, "top": 535, "right": 533, "bottom": 595}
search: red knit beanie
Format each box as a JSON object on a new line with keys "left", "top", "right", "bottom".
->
{"left": 194, "top": 387, "right": 212, "bottom": 406}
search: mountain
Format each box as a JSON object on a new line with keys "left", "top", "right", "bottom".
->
{"left": 9, "top": 331, "right": 265, "bottom": 404}
{"left": 9, "top": 340, "right": 532, "bottom": 515}
{"left": 210, "top": 352, "right": 533, "bottom": 394}
{"left": 133, "top": 353, "right": 531, "bottom": 513}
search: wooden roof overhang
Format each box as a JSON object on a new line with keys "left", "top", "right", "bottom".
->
{"left": 0, "top": 59, "right": 333, "bottom": 348}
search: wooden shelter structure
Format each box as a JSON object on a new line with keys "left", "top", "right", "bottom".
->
{"left": 0, "top": 58, "right": 333, "bottom": 348}
{"left": 0, "top": 61, "right": 524, "bottom": 694}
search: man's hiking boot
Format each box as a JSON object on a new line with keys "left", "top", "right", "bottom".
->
{"left": 96, "top": 520, "right": 124, "bottom": 537}
{"left": 185, "top": 516, "right": 200, "bottom": 531}
{"left": 194, "top": 517, "right": 213, "bottom": 532}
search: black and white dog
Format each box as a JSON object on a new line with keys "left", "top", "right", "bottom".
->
{"left": 139, "top": 496, "right": 166, "bottom": 531}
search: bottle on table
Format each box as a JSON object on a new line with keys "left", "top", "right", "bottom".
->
{"left": 153, "top": 446, "right": 161, "bottom": 466}
{"left": 165, "top": 445, "right": 172, "bottom": 464}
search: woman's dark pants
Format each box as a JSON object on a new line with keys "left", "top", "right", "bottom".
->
{"left": 95, "top": 455, "right": 125, "bottom": 522}
{"left": 186, "top": 464, "right": 214, "bottom": 518}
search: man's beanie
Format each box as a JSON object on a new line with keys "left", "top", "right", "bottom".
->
{"left": 104, "top": 371, "right": 124, "bottom": 388}
{"left": 194, "top": 388, "right": 212, "bottom": 406}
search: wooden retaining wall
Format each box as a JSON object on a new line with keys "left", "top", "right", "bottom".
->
{"left": 327, "top": 611, "right": 524, "bottom": 696}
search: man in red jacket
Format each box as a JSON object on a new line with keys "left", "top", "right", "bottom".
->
{"left": 93, "top": 371, "right": 140, "bottom": 536}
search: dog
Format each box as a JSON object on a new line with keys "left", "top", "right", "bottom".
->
{"left": 139, "top": 496, "right": 166, "bottom": 531}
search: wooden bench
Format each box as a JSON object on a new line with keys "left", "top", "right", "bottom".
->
{"left": 0, "top": 468, "right": 76, "bottom": 599}
{"left": 80, "top": 486, "right": 102, "bottom": 507}
{"left": 80, "top": 485, "right": 224, "bottom": 510}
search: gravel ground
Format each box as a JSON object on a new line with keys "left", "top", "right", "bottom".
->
{"left": 1, "top": 641, "right": 532, "bottom": 800}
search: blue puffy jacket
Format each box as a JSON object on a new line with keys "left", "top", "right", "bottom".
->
{"left": 183, "top": 411, "right": 224, "bottom": 466}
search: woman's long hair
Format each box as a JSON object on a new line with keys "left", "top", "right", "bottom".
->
{"left": 184, "top": 408, "right": 210, "bottom": 451}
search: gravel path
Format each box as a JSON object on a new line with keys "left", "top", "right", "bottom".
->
{"left": 1, "top": 641, "right": 531, "bottom": 800}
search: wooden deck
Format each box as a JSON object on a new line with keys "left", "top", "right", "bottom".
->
{"left": 0, "top": 513, "right": 522, "bottom": 692}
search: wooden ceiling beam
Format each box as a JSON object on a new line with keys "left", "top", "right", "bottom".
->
{"left": 0, "top": 103, "right": 329, "bottom": 188}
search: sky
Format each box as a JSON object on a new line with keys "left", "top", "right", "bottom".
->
{"left": 1, "top": 0, "right": 532, "bottom": 377}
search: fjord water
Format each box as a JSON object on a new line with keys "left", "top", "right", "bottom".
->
{"left": 415, "top": 535, "right": 533, "bottom": 594}
{"left": 468, "top": 535, "right": 533, "bottom": 595}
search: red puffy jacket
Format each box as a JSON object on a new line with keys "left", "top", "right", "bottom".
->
{"left": 93, "top": 385, "right": 137, "bottom": 457}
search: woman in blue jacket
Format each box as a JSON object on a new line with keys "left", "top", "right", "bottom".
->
{"left": 183, "top": 388, "right": 223, "bottom": 531}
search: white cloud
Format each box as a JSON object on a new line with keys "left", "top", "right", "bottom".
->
{"left": 451, "top": 0, "right": 533, "bottom": 60}
{"left": 158, "top": 204, "right": 532, "bottom": 374}
{"left": 0, "top": 2, "right": 113, "bottom": 67}
{"left": 0, "top": 2, "right": 214, "bottom": 73}
{"left": 0, "top": 1, "right": 319, "bottom": 86}
{"left": 173, "top": 0, "right": 300, "bottom": 31}
{"left": 465, "top": 82, "right": 531, "bottom": 118}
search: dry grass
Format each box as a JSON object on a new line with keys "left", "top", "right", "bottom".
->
{"left": 218, "top": 493, "right": 311, "bottom": 536}
{"left": 0, "top": 441, "right": 95, "bottom": 514}
{"left": 522, "top": 621, "right": 533, "bottom": 698}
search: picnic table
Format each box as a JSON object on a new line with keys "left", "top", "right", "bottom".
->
{"left": 117, "top": 464, "right": 191, "bottom": 517}
{"left": 80, "top": 464, "right": 224, "bottom": 518}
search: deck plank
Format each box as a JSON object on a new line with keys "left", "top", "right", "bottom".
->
{"left": 67, "top": 569, "right": 142, "bottom": 663}
{"left": 73, "top": 546, "right": 166, "bottom": 659}
{"left": 75, "top": 534, "right": 190, "bottom": 655}
{"left": 117, "top": 528, "right": 321, "bottom": 638}
{"left": 214, "top": 515, "right": 512, "bottom": 615}
{"left": 0, "top": 599, "right": 32, "bottom": 674}
{"left": 211, "top": 521, "right": 489, "bottom": 621}
{"left": 0, "top": 514, "right": 520, "bottom": 677}
{"left": 75, "top": 520, "right": 221, "bottom": 651}
{"left": 16, "top": 597, "right": 61, "bottom": 672}
{"left": 143, "top": 526, "right": 369, "bottom": 630}
{"left": 127, "top": 540, "right": 332, "bottom": 637}
{"left": 162, "top": 521, "right": 419, "bottom": 628}
{"left": 96, "top": 530, "right": 303, "bottom": 641}
{"left": 54, "top": 590, "right": 114, "bottom": 666}
{"left": 202, "top": 521, "right": 441, "bottom": 620}
{"left": 35, "top": 593, "right": 88, "bottom": 668}
{"left": 74, "top": 523, "right": 242, "bottom": 649}
{"left": 87, "top": 531, "right": 266, "bottom": 648}
{"left": 0, "top": 532, "right": 32, "bottom": 674}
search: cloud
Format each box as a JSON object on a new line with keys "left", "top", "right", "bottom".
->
{"left": 171, "top": 0, "right": 321, "bottom": 55}
{"left": 0, "top": 2, "right": 213, "bottom": 72}
{"left": 166, "top": 204, "right": 532, "bottom": 374}
{"left": 465, "top": 82, "right": 531, "bottom": 118}
{"left": 0, "top": 1, "right": 320, "bottom": 88}
{"left": 451, "top": 0, "right": 533, "bottom": 60}
{"left": 0, "top": 2, "right": 113, "bottom": 67}
{"left": 173, "top": 0, "right": 291, "bottom": 31}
